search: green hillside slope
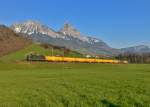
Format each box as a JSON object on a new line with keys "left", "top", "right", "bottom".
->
{"left": 0, "top": 44, "right": 83, "bottom": 63}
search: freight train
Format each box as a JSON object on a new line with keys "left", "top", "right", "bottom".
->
{"left": 27, "top": 54, "right": 128, "bottom": 64}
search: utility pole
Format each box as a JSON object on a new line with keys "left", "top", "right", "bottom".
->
{"left": 51, "top": 47, "right": 54, "bottom": 56}
{"left": 63, "top": 47, "right": 65, "bottom": 57}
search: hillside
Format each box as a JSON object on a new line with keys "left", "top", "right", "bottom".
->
{"left": 0, "top": 44, "right": 83, "bottom": 63}
{"left": 0, "top": 25, "right": 30, "bottom": 56}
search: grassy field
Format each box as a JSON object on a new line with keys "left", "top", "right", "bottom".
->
{"left": 0, "top": 63, "right": 150, "bottom": 107}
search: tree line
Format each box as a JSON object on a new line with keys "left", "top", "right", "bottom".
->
{"left": 115, "top": 53, "right": 150, "bottom": 64}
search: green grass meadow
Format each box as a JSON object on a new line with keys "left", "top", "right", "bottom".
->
{"left": 0, "top": 63, "right": 150, "bottom": 107}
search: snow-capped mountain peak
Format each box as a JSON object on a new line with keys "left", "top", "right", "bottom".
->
{"left": 11, "top": 20, "right": 59, "bottom": 38}
{"left": 59, "top": 23, "right": 91, "bottom": 42}
{"left": 60, "top": 23, "right": 81, "bottom": 36}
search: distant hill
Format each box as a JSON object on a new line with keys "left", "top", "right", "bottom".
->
{"left": 0, "top": 25, "right": 30, "bottom": 57}
{"left": 120, "top": 45, "right": 150, "bottom": 54}
{"left": 11, "top": 20, "right": 118, "bottom": 55}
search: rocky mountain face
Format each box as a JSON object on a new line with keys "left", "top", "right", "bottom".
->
{"left": 120, "top": 45, "right": 150, "bottom": 54}
{"left": 11, "top": 21, "right": 118, "bottom": 55}
{"left": 11, "top": 21, "right": 59, "bottom": 38}
{"left": 59, "top": 23, "right": 89, "bottom": 42}
{"left": 0, "top": 25, "right": 30, "bottom": 56}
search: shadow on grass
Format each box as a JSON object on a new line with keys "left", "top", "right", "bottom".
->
{"left": 101, "top": 99, "right": 120, "bottom": 107}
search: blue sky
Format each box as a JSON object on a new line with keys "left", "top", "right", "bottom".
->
{"left": 0, "top": 0, "right": 150, "bottom": 48}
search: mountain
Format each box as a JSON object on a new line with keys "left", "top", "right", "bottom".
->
{"left": 120, "top": 45, "right": 150, "bottom": 54}
{"left": 11, "top": 21, "right": 118, "bottom": 55}
{"left": 0, "top": 25, "right": 30, "bottom": 57}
